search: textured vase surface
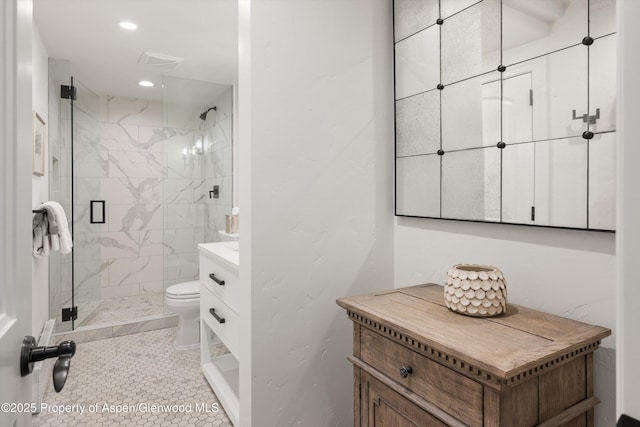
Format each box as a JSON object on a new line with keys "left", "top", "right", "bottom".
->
{"left": 444, "top": 264, "right": 507, "bottom": 317}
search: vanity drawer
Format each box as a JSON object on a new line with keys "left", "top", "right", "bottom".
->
{"left": 359, "top": 327, "right": 483, "bottom": 427}
{"left": 200, "top": 285, "right": 239, "bottom": 355}
{"left": 199, "top": 252, "right": 240, "bottom": 313}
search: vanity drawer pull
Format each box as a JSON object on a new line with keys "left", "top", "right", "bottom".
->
{"left": 209, "top": 273, "right": 225, "bottom": 286}
{"left": 209, "top": 308, "right": 226, "bottom": 324}
{"left": 399, "top": 366, "right": 413, "bottom": 378}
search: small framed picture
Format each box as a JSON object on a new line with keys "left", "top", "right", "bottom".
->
{"left": 33, "top": 112, "right": 45, "bottom": 176}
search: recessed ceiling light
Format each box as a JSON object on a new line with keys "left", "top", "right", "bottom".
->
{"left": 119, "top": 21, "right": 137, "bottom": 30}
{"left": 138, "top": 80, "right": 154, "bottom": 87}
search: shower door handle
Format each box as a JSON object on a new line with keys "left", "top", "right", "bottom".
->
{"left": 209, "top": 273, "right": 225, "bottom": 286}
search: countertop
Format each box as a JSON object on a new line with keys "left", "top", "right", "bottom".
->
{"left": 198, "top": 241, "right": 239, "bottom": 270}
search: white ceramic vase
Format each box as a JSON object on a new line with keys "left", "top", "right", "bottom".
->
{"left": 444, "top": 264, "right": 507, "bottom": 317}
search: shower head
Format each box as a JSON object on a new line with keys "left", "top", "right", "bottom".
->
{"left": 199, "top": 106, "right": 217, "bottom": 121}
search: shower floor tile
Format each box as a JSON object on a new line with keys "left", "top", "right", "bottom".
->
{"left": 78, "top": 292, "right": 166, "bottom": 328}
{"left": 33, "top": 327, "right": 233, "bottom": 427}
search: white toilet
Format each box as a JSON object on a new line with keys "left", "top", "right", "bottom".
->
{"left": 164, "top": 280, "right": 201, "bottom": 351}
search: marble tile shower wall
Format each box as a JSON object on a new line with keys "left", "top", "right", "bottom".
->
{"left": 66, "top": 96, "right": 208, "bottom": 301}
{"left": 203, "top": 88, "right": 233, "bottom": 243}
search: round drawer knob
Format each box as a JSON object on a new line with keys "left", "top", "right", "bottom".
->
{"left": 399, "top": 366, "right": 413, "bottom": 378}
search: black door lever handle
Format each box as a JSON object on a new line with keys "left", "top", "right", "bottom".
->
{"left": 20, "top": 336, "right": 76, "bottom": 393}
{"left": 53, "top": 357, "right": 72, "bottom": 392}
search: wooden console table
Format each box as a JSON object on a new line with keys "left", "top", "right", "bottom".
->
{"left": 337, "top": 284, "right": 611, "bottom": 426}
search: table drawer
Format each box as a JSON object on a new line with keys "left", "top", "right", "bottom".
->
{"left": 359, "top": 327, "right": 483, "bottom": 427}
{"left": 200, "top": 285, "right": 239, "bottom": 355}
{"left": 199, "top": 252, "right": 239, "bottom": 313}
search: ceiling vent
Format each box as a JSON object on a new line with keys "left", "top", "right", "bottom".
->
{"left": 139, "top": 52, "right": 184, "bottom": 69}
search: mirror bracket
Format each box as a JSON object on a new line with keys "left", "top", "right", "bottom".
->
{"left": 573, "top": 108, "right": 600, "bottom": 124}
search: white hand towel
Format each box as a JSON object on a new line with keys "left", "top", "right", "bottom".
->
{"left": 50, "top": 234, "right": 60, "bottom": 252}
{"left": 42, "top": 201, "right": 73, "bottom": 254}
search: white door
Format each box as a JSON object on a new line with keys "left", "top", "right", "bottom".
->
{"left": 0, "top": 0, "right": 35, "bottom": 426}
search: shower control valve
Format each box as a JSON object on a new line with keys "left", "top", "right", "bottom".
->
{"left": 209, "top": 185, "right": 219, "bottom": 199}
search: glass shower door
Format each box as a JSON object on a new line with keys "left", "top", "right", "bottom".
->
{"left": 49, "top": 73, "right": 102, "bottom": 332}
{"left": 69, "top": 77, "right": 103, "bottom": 330}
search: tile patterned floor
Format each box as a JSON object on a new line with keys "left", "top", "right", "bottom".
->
{"left": 33, "top": 327, "right": 232, "bottom": 427}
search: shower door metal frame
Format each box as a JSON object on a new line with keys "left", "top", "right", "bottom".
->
{"left": 60, "top": 77, "right": 77, "bottom": 327}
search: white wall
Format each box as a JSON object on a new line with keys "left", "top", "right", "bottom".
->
{"left": 239, "top": 0, "right": 394, "bottom": 425}
{"left": 395, "top": 219, "right": 617, "bottom": 425}
{"left": 617, "top": 0, "right": 640, "bottom": 421}
{"left": 394, "top": 1, "right": 619, "bottom": 424}
{"left": 31, "top": 24, "right": 49, "bottom": 338}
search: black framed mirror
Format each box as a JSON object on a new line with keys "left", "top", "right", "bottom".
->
{"left": 394, "top": 0, "right": 616, "bottom": 231}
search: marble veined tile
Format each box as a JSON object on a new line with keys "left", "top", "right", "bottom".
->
{"left": 107, "top": 96, "right": 163, "bottom": 127}
{"left": 165, "top": 151, "right": 203, "bottom": 179}
{"left": 139, "top": 281, "right": 165, "bottom": 294}
{"left": 162, "top": 128, "right": 194, "bottom": 153}
{"left": 109, "top": 150, "right": 163, "bottom": 179}
{"left": 108, "top": 255, "right": 164, "bottom": 287}
{"left": 165, "top": 252, "right": 198, "bottom": 281}
{"left": 99, "top": 122, "right": 138, "bottom": 151}
{"left": 74, "top": 178, "right": 101, "bottom": 205}
{"left": 73, "top": 204, "right": 109, "bottom": 234}
{"left": 52, "top": 327, "right": 114, "bottom": 346}
{"left": 205, "top": 146, "right": 231, "bottom": 179}
{"left": 108, "top": 204, "right": 163, "bottom": 232}
{"left": 75, "top": 231, "right": 140, "bottom": 261}
{"left": 138, "top": 178, "right": 163, "bottom": 204}
{"left": 139, "top": 229, "right": 165, "bottom": 256}
{"left": 164, "top": 179, "right": 195, "bottom": 204}
{"left": 138, "top": 126, "right": 166, "bottom": 152}
{"left": 163, "top": 229, "right": 197, "bottom": 254}
{"left": 207, "top": 203, "right": 232, "bottom": 238}
{"left": 193, "top": 227, "right": 206, "bottom": 245}
{"left": 207, "top": 117, "right": 232, "bottom": 151}
{"left": 75, "top": 120, "right": 100, "bottom": 149}
{"left": 100, "top": 283, "right": 140, "bottom": 299}
{"left": 193, "top": 179, "right": 207, "bottom": 203}
{"left": 111, "top": 315, "right": 178, "bottom": 337}
{"left": 74, "top": 148, "right": 109, "bottom": 178}
{"left": 102, "top": 177, "right": 140, "bottom": 205}
{"left": 74, "top": 259, "right": 110, "bottom": 289}
{"left": 164, "top": 102, "right": 204, "bottom": 130}
{"left": 75, "top": 177, "right": 139, "bottom": 206}
{"left": 166, "top": 203, "right": 205, "bottom": 229}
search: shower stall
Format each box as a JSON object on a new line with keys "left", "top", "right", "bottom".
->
{"left": 48, "top": 59, "right": 234, "bottom": 333}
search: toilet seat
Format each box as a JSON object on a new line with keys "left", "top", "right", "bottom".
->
{"left": 165, "top": 280, "right": 200, "bottom": 299}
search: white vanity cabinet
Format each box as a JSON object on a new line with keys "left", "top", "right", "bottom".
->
{"left": 198, "top": 242, "right": 240, "bottom": 426}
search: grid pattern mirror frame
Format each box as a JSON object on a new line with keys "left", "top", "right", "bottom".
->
{"left": 394, "top": 0, "right": 616, "bottom": 231}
